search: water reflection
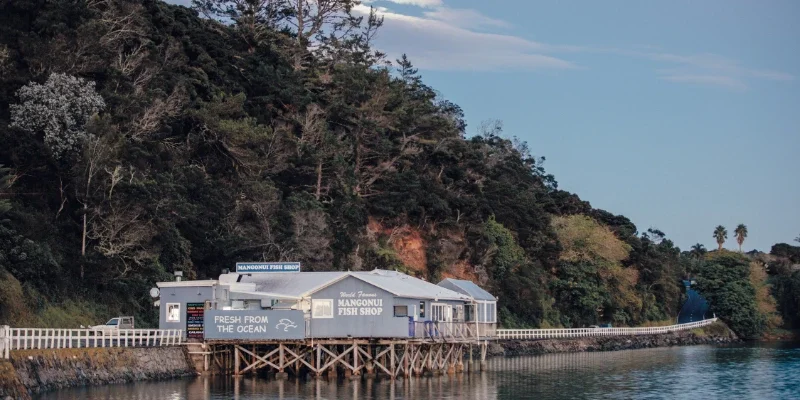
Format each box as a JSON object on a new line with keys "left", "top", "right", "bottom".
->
{"left": 36, "top": 344, "right": 800, "bottom": 400}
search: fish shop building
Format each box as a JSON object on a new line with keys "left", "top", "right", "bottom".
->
{"left": 156, "top": 268, "right": 497, "bottom": 340}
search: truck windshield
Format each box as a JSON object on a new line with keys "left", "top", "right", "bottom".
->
{"left": 106, "top": 319, "right": 119, "bottom": 325}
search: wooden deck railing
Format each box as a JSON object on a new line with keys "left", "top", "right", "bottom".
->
{"left": 495, "top": 318, "right": 717, "bottom": 340}
{"left": 412, "top": 321, "right": 473, "bottom": 340}
{"left": 0, "top": 326, "right": 184, "bottom": 359}
{"left": 411, "top": 321, "right": 498, "bottom": 341}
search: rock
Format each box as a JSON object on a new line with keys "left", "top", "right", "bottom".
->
{"left": 2, "top": 347, "right": 193, "bottom": 396}
{"left": 498, "top": 329, "right": 740, "bottom": 356}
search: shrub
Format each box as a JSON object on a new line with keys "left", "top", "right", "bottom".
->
{"left": 10, "top": 73, "right": 105, "bottom": 160}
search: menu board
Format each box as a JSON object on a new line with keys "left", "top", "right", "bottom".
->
{"left": 186, "top": 303, "right": 205, "bottom": 339}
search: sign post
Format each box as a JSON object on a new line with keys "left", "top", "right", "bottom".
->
{"left": 235, "top": 262, "right": 301, "bottom": 273}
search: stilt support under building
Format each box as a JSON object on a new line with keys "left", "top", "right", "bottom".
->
{"left": 208, "top": 340, "right": 475, "bottom": 379}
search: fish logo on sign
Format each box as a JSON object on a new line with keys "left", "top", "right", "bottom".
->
{"left": 276, "top": 319, "right": 297, "bottom": 332}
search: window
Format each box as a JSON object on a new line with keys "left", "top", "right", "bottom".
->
{"left": 394, "top": 305, "right": 408, "bottom": 317}
{"left": 431, "top": 304, "right": 452, "bottom": 322}
{"left": 311, "top": 299, "right": 333, "bottom": 319}
{"left": 166, "top": 303, "right": 181, "bottom": 323}
{"left": 105, "top": 318, "right": 119, "bottom": 326}
{"left": 453, "top": 305, "right": 463, "bottom": 321}
{"left": 478, "top": 302, "right": 497, "bottom": 323}
{"left": 419, "top": 301, "right": 426, "bottom": 319}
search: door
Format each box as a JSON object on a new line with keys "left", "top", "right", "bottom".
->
{"left": 431, "top": 304, "right": 452, "bottom": 337}
{"left": 120, "top": 317, "right": 134, "bottom": 329}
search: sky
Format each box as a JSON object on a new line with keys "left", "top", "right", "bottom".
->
{"left": 168, "top": 0, "right": 799, "bottom": 252}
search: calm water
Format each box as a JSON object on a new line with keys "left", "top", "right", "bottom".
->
{"left": 36, "top": 343, "right": 800, "bottom": 400}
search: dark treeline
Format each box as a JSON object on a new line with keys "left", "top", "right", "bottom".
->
{"left": 0, "top": 0, "right": 795, "bottom": 338}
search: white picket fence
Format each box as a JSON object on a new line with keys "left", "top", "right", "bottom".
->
{"left": 0, "top": 326, "right": 183, "bottom": 359}
{"left": 496, "top": 318, "right": 717, "bottom": 340}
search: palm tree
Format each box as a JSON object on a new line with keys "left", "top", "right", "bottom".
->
{"left": 713, "top": 225, "right": 727, "bottom": 251}
{"left": 734, "top": 224, "right": 748, "bottom": 252}
{"left": 690, "top": 243, "right": 707, "bottom": 259}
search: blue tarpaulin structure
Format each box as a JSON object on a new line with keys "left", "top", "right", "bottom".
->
{"left": 678, "top": 280, "right": 710, "bottom": 324}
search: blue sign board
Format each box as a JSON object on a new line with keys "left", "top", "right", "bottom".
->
{"left": 204, "top": 310, "right": 305, "bottom": 340}
{"left": 236, "top": 262, "right": 301, "bottom": 273}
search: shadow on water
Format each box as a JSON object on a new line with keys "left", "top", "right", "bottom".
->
{"left": 36, "top": 343, "right": 800, "bottom": 400}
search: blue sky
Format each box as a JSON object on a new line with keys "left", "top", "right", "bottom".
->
{"left": 168, "top": 0, "right": 799, "bottom": 252}
{"left": 353, "top": 0, "right": 799, "bottom": 252}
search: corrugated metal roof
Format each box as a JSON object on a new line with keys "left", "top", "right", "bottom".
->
{"left": 239, "top": 272, "right": 348, "bottom": 298}
{"left": 352, "top": 270, "right": 470, "bottom": 301}
{"left": 437, "top": 278, "right": 496, "bottom": 301}
{"left": 230, "top": 269, "right": 470, "bottom": 301}
{"left": 229, "top": 290, "right": 302, "bottom": 300}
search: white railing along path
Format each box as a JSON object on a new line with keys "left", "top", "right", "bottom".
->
{"left": 496, "top": 318, "right": 717, "bottom": 340}
{"left": 0, "top": 326, "right": 184, "bottom": 359}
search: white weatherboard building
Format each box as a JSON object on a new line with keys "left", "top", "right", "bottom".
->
{"left": 155, "top": 266, "right": 498, "bottom": 340}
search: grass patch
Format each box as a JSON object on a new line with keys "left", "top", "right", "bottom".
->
{"left": 638, "top": 319, "right": 676, "bottom": 327}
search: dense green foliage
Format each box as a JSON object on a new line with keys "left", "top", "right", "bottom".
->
{"left": 769, "top": 243, "right": 800, "bottom": 329}
{"left": 694, "top": 253, "right": 766, "bottom": 339}
{"left": 0, "top": 0, "right": 789, "bottom": 335}
{"left": 773, "top": 272, "right": 800, "bottom": 328}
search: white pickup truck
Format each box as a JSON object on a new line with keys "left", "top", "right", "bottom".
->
{"left": 89, "top": 316, "right": 135, "bottom": 330}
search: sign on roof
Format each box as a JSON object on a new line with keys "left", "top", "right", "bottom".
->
{"left": 236, "top": 262, "right": 301, "bottom": 273}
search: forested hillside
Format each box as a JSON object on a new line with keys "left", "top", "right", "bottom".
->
{"left": 0, "top": 0, "right": 794, "bottom": 338}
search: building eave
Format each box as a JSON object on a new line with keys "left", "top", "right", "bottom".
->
{"left": 157, "top": 280, "right": 217, "bottom": 288}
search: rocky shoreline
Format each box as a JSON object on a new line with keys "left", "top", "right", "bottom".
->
{"left": 0, "top": 347, "right": 193, "bottom": 400}
{"left": 488, "top": 326, "right": 740, "bottom": 357}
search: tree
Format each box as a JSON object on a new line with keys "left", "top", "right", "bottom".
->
{"left": 10, "top": 73, "right": 105, "bottom": 160}
{"left": 734, "top": 224, "right": 748, "bottom": 252}
{"left": 285, "top": 0, "right": 360, "bottom": 46}
{"left": 713, "top": 225, "right": 727, "bottom": 251}
{"left": 0, "top": 45, "right": 9, "bottom": 74}
{"left": 194, "top": 0, "right": 361, "bottom": 62}
{"left": 193, "top": 0, "right": 289, "bottom": 51}
{"left": 773, "top": 272, "right": 800, "bottom": 328}
{"left": 0, "top": 165, "right": 12, "bottom": 215}
{"left": 694, "top": 252, "right": 766, "bottom": 339}
{"left": 481, "top": 215, "right": 526, "bottom": 280}
{"left": 690, "top": 243, "right": 707, "bottom": 259}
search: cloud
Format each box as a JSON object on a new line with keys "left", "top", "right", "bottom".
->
{"left": 421, "top": 7, "right": 511, "bottom": 29}
{"left": 641, "top": 52, "right": 794, "bottom": 89}
{"left": 660, "top": 74, "right": 748, "bottom": 90}
{"left": 371, "top": 0, "right": 442, "bottom": 8}
{"left": 354, "top": 4, "right": 575, "bottom": 71}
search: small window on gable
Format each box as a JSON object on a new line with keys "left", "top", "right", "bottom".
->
{"left": 394, "top": 305, "right": 408, "bottom": 317}
{"left": 312, "top": 299, "right": 333, "bottom": 319}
